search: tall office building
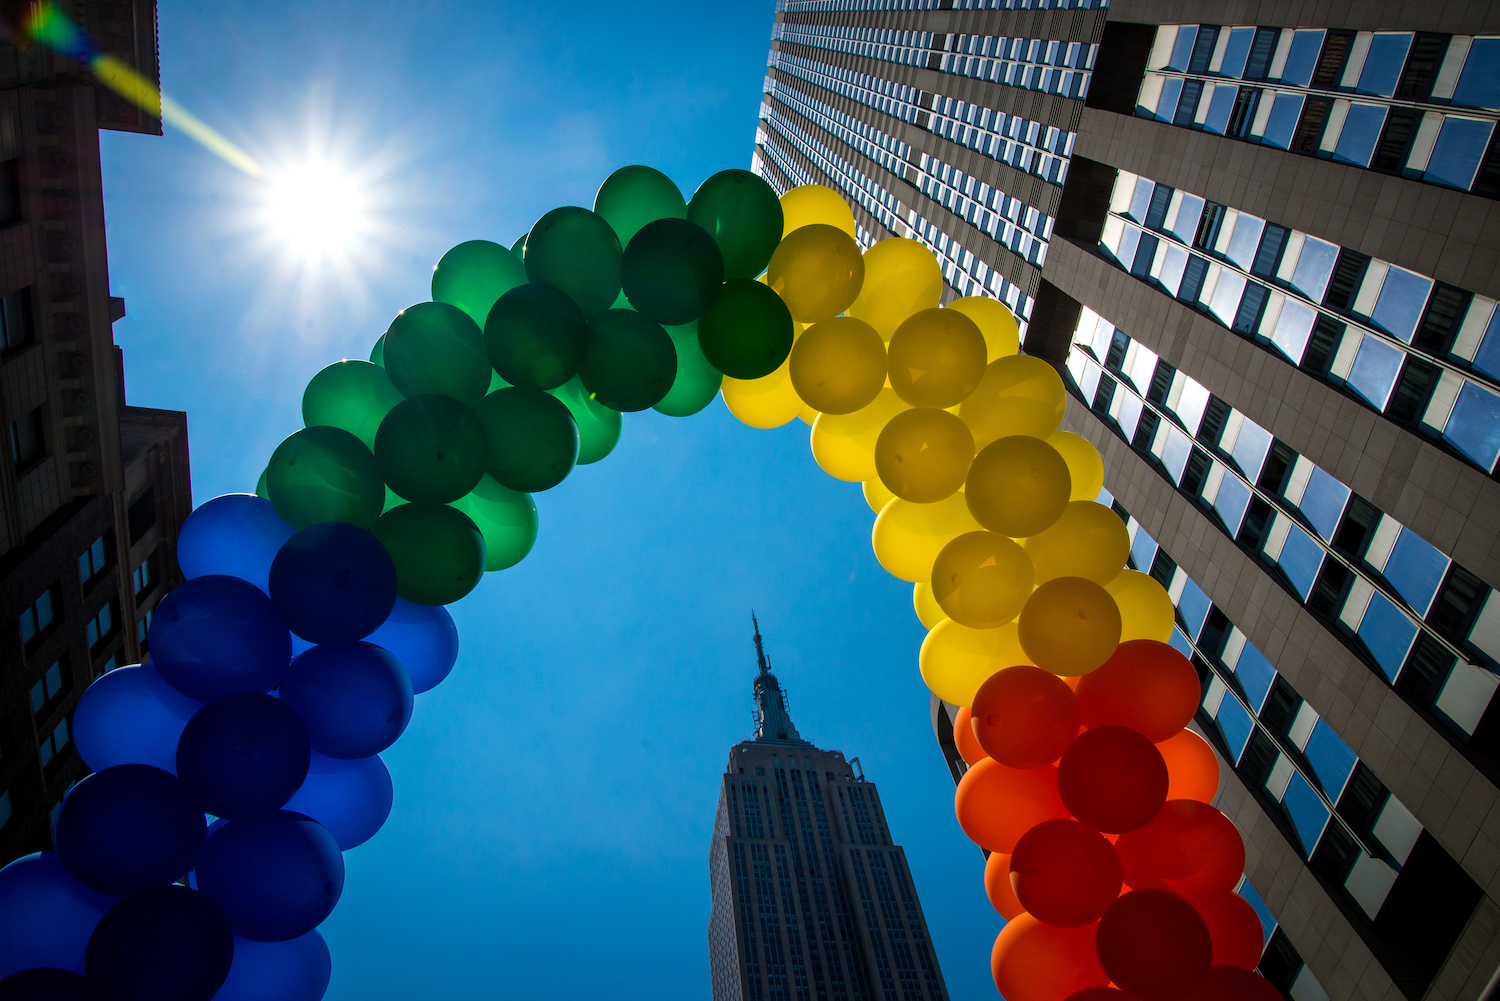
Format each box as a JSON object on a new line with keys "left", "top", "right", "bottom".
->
{"left": 0, "top": 2, "right": 192, "bottom": 866}
{"left": 708, "top": 622, "right": 948, "bottom": 1001}
{"left": 757, "top": 3, "right": 1500, "bottom": 999}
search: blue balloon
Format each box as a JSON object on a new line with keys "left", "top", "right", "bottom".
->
{"left": 212, "top": 931, "right": 331, "bottom": 1001}
{"left": 72, "top": 664, "right": 203, "bottom": 774}
{"left": 365, "top": 598, "right": 459, "bottom": 693}
{"left": 280, "top": 643, "right": 413, "bottom": 759}
{"left": 282, "top": 752, "right": 393, "bottom": 850}
{"left": 269, "top": 523, "right": 398, "bottom": 644}
{"left": 176, "top": 494, "right": 296, "bottom": 594}
{"left": 0, "top": 967, "right": 97, "bottom": 1000}
{"left": 0, "top": 853, "right": 117, "bottom": 977}
{"left": 54, "top": 765, "right": 205, "bottom": 896}
{"left": 150, "top": 576, "right": 292, "bottom": 701}
{"left": 195, "top": 812, "right": 344, "bottom": 943}
{"left": 176, "top": 693, "right": 311, "bottom": 819}
{"left": 86, "top": 885, "right": 232, "bottom": 1001}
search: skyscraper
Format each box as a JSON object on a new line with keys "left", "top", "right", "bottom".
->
{"left": 757, "top": 4, "right": 1500, "bottom": 999}
{"left": 708, "top": 620, "right": 948, "bottom": 1001}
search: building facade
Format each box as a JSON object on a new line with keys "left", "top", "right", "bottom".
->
{"left": 709, "top": 622, "right": 949, "bottom": 1001}
{"left": 0, "top": 1, "right": 191, "bottom": 866}
{"left": 756, "top": 2, "right": 1500, "bottom": 999}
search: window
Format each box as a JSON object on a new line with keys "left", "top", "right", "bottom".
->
{"left": 1324, "top": 250, "right": 1371, "bottom": 312}
{"left": 1144, "top": 185, "right": 1173, "bottom": 230}
{"left": 1425, "top": 117, "right": 1495, "bottom": 190}
{"left": 1450, "top": 38, "right": 1500, "bottom": 111}
{"left": 85, "top": 601, "right": 116, "bottom": 652}
{"left": 78, "top": 533, "right": 110, "bottom": 589}
{"left": 1413, "top": 284, "right": 1470, "bottom": 354}
{"left": 1396, "top": 34, "right": 1450, "bottom": 101}
{"left": 1356, "top": 34, "right": 1414, "bottom": 97}
{"left": 1244, "top": 28, "right": 1280, "bottom": 80}
{"left": 1346, "top": 337, "right": 1406, "bottom": 409}
{"left": 1372, "top": 109, "right": 1420, "bottom": 172}
{"left": 1291, "top": 98, "right": 1331, "bottom": 153}
{"left": 1333, "top": 104, "right": 1388, "bottom": 168}
{"left": 137, "top": 607, "right": 152, "bottom": 653}
{"left": 1226, "top": 88, "right": 1260, "bottom": 138}
{"left": 9, "top": 406, "right": 43, "bottom": 468}
{"left": 1193, "top": 202, "right": 1225, "bottom": 250}
{"left": 1289, "top": 237, "right": 1339, "bottom": 301}
{"left": 0, "top": 160, "right": 17, "bottom": 228}
{"left": 1303, "top": 315, "right": 1346, "bottom": 375}
{"left": 29, "top": 660, "right": 65, "bottom": 716}
{"left": 1261, "top": 93, "right": 1306, "bottom": 149}
{"left": 0, "top": 289, "right": 32, "bottom": 351}
{"left": 18, "top": 586, "right": 56, "bottom": 650}
{"left": 1251, "top": 225, "right": 1289, "bottom": 278}
{"left": 1387, "top": 359, "right": 1439, "bottom": 425}
{"left": 1311, "top": 31, "right": 1354, "bottom": 89}
{"left": 1233, "top": 284, "right": 1269, "bottom": 334}
{"left": 1370, "top": 266, "right": 1434, "bottom": 342}
{"left": 1187, "top": 26, "right": 1219, "bottom": 75}
{"left": 132, "top": 552, "right": 158, "bottom": 599}
{"left": 1443, "top": 382, "right": 1500, "bottom": 470}
{"left": 37, "top": 715, "right": 70, "bottom": 770}
{"left": 127, "top": 488, "right": 156, "bottom": 544}
{"left": 1280, "top": 30, "right": 1326, "bottom": 88}
{"left": 1429, "top": 564, "right": 1485, "bottom": 645}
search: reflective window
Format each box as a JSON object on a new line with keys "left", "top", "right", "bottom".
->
{"left": 1161, "top": 426, "right": 1193, "bottom": 483}
{"left": 1210, "top": 270, "right": 1248, "bottom": 325}
{"left": 1443, "top": 381, "right": 1500, "bottom": 470}
{"left": 1203, "top": 84, "right": 1237, "bottom": 134}
{"left": 1425, "top": 117, "right": 1495, "bottom": 190}
{"left": 1235, "top": 642, "right": 1277, "bottom": 711}
{"left": 1128, "top": 178, "right": 1154, "bottom": 222}
{"left": 1216, "top": 695, "right": 1255, "bottom": 760}
{"left": 1214, "top": 474, "right": 1252, "bottom": 534}
{"left": 1471, "top": 308, "right": 1500, "bottom": 381}
{"left": 1179, "top": 577, "right": 1213, "bottom": 638}
{"left": 1281, "top": 30, "right": 1326, "bottom": 88}
{"left": 1230, "top": 419, "right": 1273, "bottom": 480}
{"left": 1279, "top": 523, "right": 1324, "bottom": 600}
{"left": 1170, "top": 194, "right": 1205, "bottom": 244}
{"left": 1158, "top": 244, "right": 1189, "bottom": 296}
{"left": 1333, "top": 104, "right": 1388, "bottom": 167}
{"left": 1282, "top": 773, "right": 1331, "bottom": 855}
{"left": 1370, "top": 266, "right": 1433, "bottom": 342}
{"left": 1156, "top": 77, "right": 1184, "bottom": 122}
{"left": 1271, "top": 300, "right": 1317, "bottom": 362}
{"left": 1219, "top": 27, "right": 1256, "bottom": 79}
{"left": 1261, "top": 92, "right": 1305, "bottom": 148}
{"left": 1300, "top": 466, "right": 1350, "bottom": 541}
{"left": 1304, "top": 720, "right": 1357, "bottom": 797}
{"left": 1131, "top": 526, "right": 1159, "bottom": 571}
{"left": 1169, "top": 626, "right": 1194, "bottom": 659}
{"left": 1346, "top": 337, "right": 1405, "bottom": 408}
{"left": 1451, "top": 38, "right": 1500, "bottom": 110}
{"left": 1173, "top": 377, "right": 1211, "bottom": 434}
{"left": 1168, "top": 26, "right": 1197, "bottom": 72}
{"left": 1357, "top": 592, "right": 1420, "bottom": 681}
{"left": 1225, "top": 214, "right": 1266, "bottom": 269}
{"left": 1238, "top": 880, "right": 1277, "bottom": 943}
{"left": 1384, "top": 529, "right": 1449, "bottom": 615}
{"left": 1356, "top": 34, "right": 1414, "bottom": 96}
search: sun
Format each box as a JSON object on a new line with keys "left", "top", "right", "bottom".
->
{"left": 260, "top": 159, "right": 370, "bottom": 261}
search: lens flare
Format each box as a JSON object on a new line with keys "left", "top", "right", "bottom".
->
{"left": 262, "top": 161, "right": 369, "bottom": 261}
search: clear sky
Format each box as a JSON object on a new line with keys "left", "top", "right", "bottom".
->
{"left": 98, "top": 2, "right": 1002, "bottom": 997}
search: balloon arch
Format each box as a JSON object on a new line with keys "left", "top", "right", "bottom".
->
{"left": 0, "top": 167, "right": 1276, "bottom": 1001}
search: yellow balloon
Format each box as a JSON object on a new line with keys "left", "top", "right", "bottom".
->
{"left": 874, "top": 408, "right": 975, "bottom": 503}
{"left": 846, "top": 238, "right": 943, "bottom": 339}
{"left": 932, "top": 531, "right": 1035, "bottom": 628}
{"left": 1047, "top": 429, "right": 1105, "bottom": 502}
{"left": 1017, "top": 577, "right": 1122, "bottom": 676}
{"left": 946, "top": 296, "right": 1020, "bottom": 361}
{"left": 789, "top": 316, "right": 887, "bottom": 414}
{"left": 959, "top": 355, "right": 1067, "bottom": 449}
{"left": 722, "top": 356, "right": 803, "bottom": 429}
{"left": 810, "top": 388, "right": 909, "bottom": 482}
{"left": 914, "top": 580, "right": 947, "bottom": 629}
{"left": 767, "top": 224, "right": 865, "bottom": 323}
{"left": 779, "top": 184, "right": 857, "bottom": 240}
{"left": 798, "top": 403, "right": 819, "bottom": 426}
{"left": 863, "top": 477, "right": 896, "bottom": 514}
{"left": 965, "top": 436, "right": 1071, "bottom": 537}
{"left": 1107, "top": 569, "right": 1175, "bottom": 643}
{"left": 871, "top": 492, "right": 982, "bottom": 582}
{"left": 1023, "top": 501, "right": 1130, "bottom": 585}
{"left": 919, "top": 619, "right": 1031, "bottom": 706}
{"left": 887, "top": 308, "right": 988, "bottom": 409}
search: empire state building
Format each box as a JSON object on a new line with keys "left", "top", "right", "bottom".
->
{"left": 708, "top": 620, "right": 949, "bottom": 1001}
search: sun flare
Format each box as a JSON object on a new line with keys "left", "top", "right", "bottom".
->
{"left": 261, "top": 160, "right": 369, "bottom": 261}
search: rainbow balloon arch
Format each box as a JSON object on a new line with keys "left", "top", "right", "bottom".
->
{"left": 0, "top": 167, "right": 1279, "bottom": 1001}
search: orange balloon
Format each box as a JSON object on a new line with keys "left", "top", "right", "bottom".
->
{"left": 1096, "top": 889, "right": 1213, "bottom": 1001}
{"left": 1196, "top": 894, "right": 1265, "bottom": 969}
{"left": 953, "top": 705, "right": 987, "bottom": 766}
{"left": 992, "top": 915, "right": 1109, "bottom": 1001}
{"left": 1158, "top": 730, "right": 1221, "bottom": 803}
{"left": 1057, "top": 727, "right": 1168, "bottom": 834}
{"left": 1178, "top": 967, "right": 1281, "bottom": 1001}
{"left": 1076, "top": 640, "right": 1201, "bottom": 742}
{"left": 954, "top": 757, "right": 1069, "bottom": 853}
{"left": 1114, "top": 801, "right": 1245, "bottom": 905}
{"left": 973, "top": 666, "right": 1080, "bottom": 769}
{"left": 1064, "top": 990, "right": 1140, "bottom": 1001}
{"left": 984, "top": 850, "right": 1024, "bottom": 919}
{"left": 1010, "top": 819, "right": 1122, "bottom": 928}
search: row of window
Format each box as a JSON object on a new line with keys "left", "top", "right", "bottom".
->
{"left": 906, "top": 206, "right": 1033, "bottom": 320}
{"left": 764, "top": 79, "right": 914, "bottom": 190}
{"left": 1099, "top": 168, "right": 1500, "bottom": 474}
{"left": 756, "top": 112, "right": 893, "bottom": 243}
{"left": 776, "top": 0, "right": 1107, "bottom": 12}
{"left": 915, "top": 151, "right": 1052, "bottom": 266}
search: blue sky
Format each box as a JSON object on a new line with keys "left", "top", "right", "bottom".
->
{"left": 99, "top": 2, "right": 1001, "bottom": 997}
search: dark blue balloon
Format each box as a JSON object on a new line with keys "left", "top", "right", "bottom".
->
{"left": 86, "top": 885, "right": 232, "bottom": 1001}
{"left": 365, "top": 598, "right": 460, "bottom": 693}
{"left": 177, "top": 494, "right": 296, "bottom": 594}
{"left": 0, "top": 967, "right": 98, "bottom": 1000}
{"left": 149, "top": 576, "right": 292, "bottom": 701}
{"left": 282, "top": 752, "right": 393, "bottom": 850}
{"left": 195, "top": 812, "right": 344, "bottom": 943}
{"left": 280, "top": 643, "right": 413, "bottom": 759}
{"left": 54, "top": 765, "right": 205, "bottom": 896}
{"left": 0, "top": 853, "right": 117, "bottom": 978}
{"left": 73, "top": 664, "right": 204, "bottom": 775}
{"left": 269, "top": 522, "right": 398, "bottom": 644}
{"left": 212, "top": 931, "right": 331, "bottom": 1001}
{"left": 175, "top": 693, "right": 311, "bottom": 819}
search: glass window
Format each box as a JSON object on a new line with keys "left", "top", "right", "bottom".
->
{"left": 1169, "top": 626, "right": 1193, "bottom": 659}
{"left": 78, "top": 535, "right": 108, "bottom": 587}
{"left": 1451, "top": 38, "right": 1500, "bottom": 110}
{"left": 1230, "top": 418, "right": 1273, "bottom": 480}
{"left": 1370, "top": 266, "right": 1434, "bottom": 343}
{"left": 1225, "top": 214, "right": 1266, "bottom": 270}
{"left": 1270, "top": 300, "right": 1317, "bottom": 362}
{"left": 1281, "top": 773, "right": 1331, "bottom": 856}
{"left": 1384, "top": 529, "right": 1450, "bottom": 615}
{"left": 1289, "top": 237, "right": 1338, "bottom": 302}
{"left": 1300, "top": 467, "right": 1351, "bottom": 541}
{"left": 1443, "top": 381, "right": 1500, "bottom": 470}
{"left": 1356, "top": 33, "right": 1414, "bottom": 96}
{"left": 1203, "top": 84, "right": 1238, "bottom": 134}
{"left": 1210, "top": 270, "right": 1249, "bottom": 326}
{"left": 0, "top": 290, "right": 32, "bottom": 351}
{"left": 37, "top": 716, "right": 70, "bottom": 770}
{"left": 1280, "top": 30, "right": 1326, "bottom": 87}
{"left": 1131, "top": 526, "right": 1159, "bottom": 571}
{"left": 1245, "top": 28, "right": 1280, "bottom": 80}
{"left": 1358, "top": 592, "right": 1420, "bottom": 681}
{"left": 1179, "top": 578, "right": 1212, "bottom": 638}
{"left": 1127, "top": 178, "right": 1155, "bottom": 222}
{"left": 1346, "top": 337, "right": 1406, "bottom": 409}
{"left": 1235, "top": 643, "right": 1277, "bottom": 711}
{"left": 1238, "top": 880, "right": 1277, "bottom": 943}
{"left": 1425, "top": 117, "right": 1495, "bottom": 190}
{"left": 1168, "top": 26, "right": 1198, "bottom": 72}
{"left": 1304, "top": 720, "right": 1357, "bottom": 797}
{"left": 18, "top": 587, "right": 54, "bottom": 648}
{"left": 1214, "top": 474, "right": 1252, "bottom": 535}
{"left": 1260, "top": 92, "right": 1305, "bottom": 149}
{"left": 1219, "top": 27, "right": 1256, "bottom": 79}
{"left": 1279, "top": 523, "right": 1324, "bottom": 601}
{"left": 86, "top": 603, "right": 114, "bottom": 651}
{"left": 1215, "top": 696, "right": 1255, "bottom": 761}
{"left": 1332, "top": 104, "right": 1388, "bottom": 167}
{"left": 29, "top": 660, "right": 63, "bottom": 714}
{"left": 1157, "top": 244, "right": 1189, "bottom": 296}
{"left": 9, "top": 407, "right": 42, "bottom": 467}
{"left": 1156, "top": 77, "right": 1184, "bottom": 123}
{"left": 1233, "top": 284, "right": 1269, "bottom": 334}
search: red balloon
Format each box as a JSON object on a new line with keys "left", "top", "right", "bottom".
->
{"left": 1065, "top": 991, "right": 1140, "bottom": 1001}
{"left": 1075, "top": 640, "right": 1200, "bottom": 742}
{"left": 954, "top": 705, "right": 988, "bottom": 766}
{"left": 1057, "top": 726, "right": 1168, "bottom": 833}
{"left": 1157, "top": 730, "right": 1219, "bottom": 803}
{"left": 973, "top": 666, "right": 1080, "bottom": 768}
{"left": 1197, "top": 894, "right": 1264, "bottom": 969}
{"left": 955, "top": 757, "right": 1069, "bottom": 853}
{"left": 1178, "top": 966, "right": 1281, "bottom": 1001}
{"left": 1115, "top": 801, "right": 1245, "bottom": 904}
{"left": 1010, "top": 820, "right": 1122, "bottom": 927}
{"left": 1096, "top": 889, "right": 1213, "bottom": 1001}
{"left": 992, "top": 914, "right": 1108, "bottom": 1001}
{"left": 985, "top": 850, "right": 1024, "bottom": 919}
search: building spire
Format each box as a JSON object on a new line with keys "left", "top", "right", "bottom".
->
{"left": 753, "top": 611, "right": 771, "bottom": 675}
{"left": 750, "top": 613, "right": 806, "bottom": 743}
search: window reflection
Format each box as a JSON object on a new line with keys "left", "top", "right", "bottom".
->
{"left": 1451, "top": 38, "right": 1500, "bottom": 111}
{"left": 1179, "top": 577, "right": 1212, "bottom": 637}
{"left": 1225, "top": 213, "right": 1266, "bottom": 270}
{"left": 1216, "top": 696, "right": 1256, "bottom": 760}
{"left": 1271, "top": 300, "right": 1317, "bottom": 361}
{"left": 1214, "top": 473, "right": 1252, "bottom": 534}
{"left": 1333, "top": 103, "right": 1388, "bottom": 167}
{"left": 1261, "top": 92, "right": 1305, "bottom": 148}
{"left": 1346, "top": 336, "right": 1405, "bottom": 408}
{"left": 1290, "top": 237, "right": 1338, "bottom": 302}
{"left": 1443, "top": 381, "right": 1500, "bottom": 470}
{"left": 1303, "top": 720, "right": 1357, "bottom": 797}
{"left": 1425, "top": 117, "right": 1495, "bottom": 190}
{"left": 1356, "top": 34, "right": 1414, "bottom": 96}
{"left": 1299, "top": 466, "right": 1350, "bottom": 541}
{"left": 1383, "top": 529, "right": 1450, "bottom": 615}
{"left": 1235, "top": 642, "right": 1277, "bottom": 711}
{"left": 1357, "top": 592, "right": 1419, "bottom": 681}
{"left": 1370, "top": 266, "right": 1433, "bottom": 343}
{"left": 1279, "top": 524, "right": 1324, "bottom": 600}
{"left": 1281, "top": 30, "right": 1326, "bottom": 88}
{"left": 1282, "top": 773, "right": 1331, "bottom": 854}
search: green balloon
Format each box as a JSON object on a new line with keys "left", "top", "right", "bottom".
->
{"left": 654, "top": 322, "right": 723, "bottom": 417}
{"left": 372, "top": 503, "right": 486, "bottom": 606}
{"left": 687, "top": 169, "right": 784, "bottom": 281}
{"left": 524, "top": 206, "right": 622, "bottom": 316}
{"left": 581, "top": 309, "right": 677, "bottom": 413}
{"left": 473, "top": 387, "right": 579, "bottom": 492}
{"left": 374, "top": 395, "right": 488, "bottom": 504}
{"left": 548, "top": 375, "right": 621, "bottom": 464}
{"left": 450, "top": 475, "right": 538, "bottom": 571}
{"left": 303, "top": 360, "right": 404, "bottom": 450}
{"left": 696, "top": 279, "right": 794, "bottom": 379}
{"left": 620, "top": 218, "right": 724, "bottom": 325}
{"left": 370, "top": 334, "right": 385, "bottom": 367}
{"left": 510, "top": 234, "right": 526, "bottom": 257}
{"left": 266, "top": 426, "right": 385, "bottom": 529}
{"left": 383, "top": 485, "right": 402, "bottom": 513}
{"left": 432, "top": 240, "right": 528, "bottom": 328}
{"left": 383, "top": 301, "right": 490, "bottom": 405}
{"left": 594, "top": 165, "right": 687, "bottom": 248}
{"left": 256, "top": 468, "right": 269, "bottom": 499}
{"left": 484, "top": 283, "right": 588, "bottom": 390}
